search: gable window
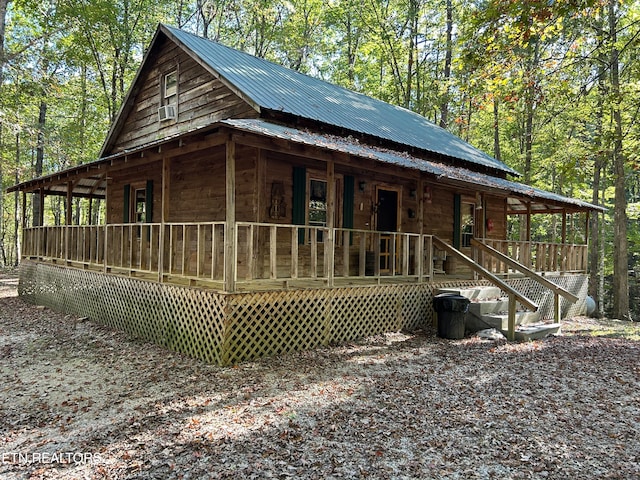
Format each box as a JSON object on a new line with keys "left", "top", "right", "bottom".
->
{"left": 159, "top": 71, "right": 178, "bottom": 121}
{"left": 164, "top": 71, "right": 177, "bottom": 104}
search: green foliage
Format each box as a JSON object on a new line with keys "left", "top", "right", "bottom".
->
{"left": 0, "top": 0, "right": 639, "bottom": 306}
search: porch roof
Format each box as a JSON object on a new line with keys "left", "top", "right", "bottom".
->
{"left": 224, "top": 119, "right": 604, "bottom": 214}
{"left": 7, "top": 119, "right": 604, "bottom": 214}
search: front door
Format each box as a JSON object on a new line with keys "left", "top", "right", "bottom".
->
{"left": 376, "top": 188, "right": 399, "bottom": 273}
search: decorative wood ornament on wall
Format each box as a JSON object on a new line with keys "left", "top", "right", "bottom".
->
{"left": 269, "top": 181, "right": 286, "bottom": 219}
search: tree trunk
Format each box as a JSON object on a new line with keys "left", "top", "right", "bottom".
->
{"left": 589, "top": 43, "right": 607, "bottom": 318}
{"left": 493, "top": 97, "right": 501, "bottom": 161}
{"left": 0, "top": 122, "right": 4, "bottom": 267}
{"left": 439, "top": 0, "right": 453, "bottom": 129}
{"left": 609, "top": 0, "right": 630, "bottom": 320}
{"left": 33, "top": 100, "right": 47, "bottom": 226}
{"left": 13, "top": 132, "right": 19, "bottom": 265}
{"left": 404, "top": 0, "right": 419, "bottom": 109}
{"left": 0, "top": 0, "right": 11, "bottom": 266}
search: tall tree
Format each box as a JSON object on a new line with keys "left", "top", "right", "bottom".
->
{"left": 0, "top": 0, "right": 10, "bottom": 264}
{"left": 439, "top": 0, "right": 453, "bottom": 128}
{"left": 608, "top": 0, "right": 630, "bottom": 320}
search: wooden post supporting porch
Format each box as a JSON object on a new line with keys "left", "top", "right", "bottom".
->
{"left": 224, "top": 139, "right": 237, "bottom": 293}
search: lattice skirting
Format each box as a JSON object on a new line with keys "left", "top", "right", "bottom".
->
{"left": 504, "top": 275, "right": 589, "bottom": 320}
{"left": 18, "top": 261, "right": 588, "bottom": 365}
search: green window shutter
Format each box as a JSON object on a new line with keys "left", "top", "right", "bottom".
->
{"left": 123, "top": 184, "right": 130, "bottom": 223}
{"left": 343, "top": 175, "right": 354, "bottom": 245}
{"left": 453, "top": 193, "right": 461, "bottom": 249}
{"left": 145, "top": 180, "right": 154, "bottom": 223}
{"left": 292, "top": 166, "right": 306, "bottom": 244}
{"left": 343, "top": 176, "right": 354, "bottom": 229}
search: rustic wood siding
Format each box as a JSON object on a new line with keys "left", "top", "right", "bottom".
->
{"left": 484, "top": 195, "right": 507, "bottom": 239}
{"left": 106, "top": 161, "right": 163, "bottom": 224}
{"left": 167, "top": 146, "right": 226, "bottom": 222}
{"left": 422, "top": 184, "right": 455, "bottom": 240}
{"left": 107, "top": 37, "right": 258, "bottom": 155}
{"left": 235, "top": 145, "right": 259, "bottom": 222}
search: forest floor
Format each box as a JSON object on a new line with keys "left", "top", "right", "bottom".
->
{"left": 0, "top": 269, "right": 639, "bottom": 479}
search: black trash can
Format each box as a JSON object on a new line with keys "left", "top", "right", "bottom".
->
{"left": 433, "top": 293, "right": 470, "bottom": 339}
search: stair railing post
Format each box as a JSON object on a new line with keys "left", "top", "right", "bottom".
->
{"left": 508, "top": 293, "right": 516, "bottom": 341}
{"left": 554, "top": 292, "right": 561, "bottom": 323}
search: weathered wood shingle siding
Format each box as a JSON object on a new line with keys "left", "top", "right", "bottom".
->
{"left": 108, "top": 37, "right": 257, "bottom": 155}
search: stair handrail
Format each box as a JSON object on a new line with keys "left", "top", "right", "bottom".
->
{"left": 471, "top": 238, "right": 578, "bottom": 303}
{"left": 471, "top": 238, "right": 578, "bottom": 323}
{"left": 432, "top": 236, "right": 538, "bottom": 312}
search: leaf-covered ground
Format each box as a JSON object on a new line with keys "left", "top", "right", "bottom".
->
{"left": 1, "top": 270, "right": 639, "bottom": 479}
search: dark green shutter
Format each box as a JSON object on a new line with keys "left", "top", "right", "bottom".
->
{"left": 343, "top": 176, "right": 354, "bottom": 229}
{"left": 123, "top": 184, "right": 130, "bottom": 223}
{"left": 453, "top": 193, "right": 461, "bottom": 249}
{"left": 145, "top": 180, "right": 153, "bottom": 223}
{"left": 292, "top": 166, "right": 306, "bottom": 244}
{"left": 343, "top": 175, "right": 354, "bottom": 245}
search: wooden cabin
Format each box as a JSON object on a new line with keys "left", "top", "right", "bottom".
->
{"left": 9, "top": 24, "right": 603, "bottom": 365}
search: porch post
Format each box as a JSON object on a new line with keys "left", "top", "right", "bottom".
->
{"left": 525, "top": 202, "right": 532, "bottom": 270}
{"left": 36, "top": 188, "right": 45, "bottom": 227}
{"left": 561, "top": 209, "right": 567, "bottom": 271}
{"left": 159, "top": 156, "right": 170, "bottom": 283}
{"left": 525, "top": 202, "right": 531, "bottom": 241}
{"left": 224, "top": 139, "right": 237, "bottom": 292}
{"left": 66, "top": 181, "right": 73, "bottom": 263}
{"left": 417, "top": 178, "right": 424, "bottom": 281}
{"left": 21, "top": 191, "right": 26, "bottom": 259}
{"left": 65, "top": 182, "right": 73, "bottom": 225}
{"left": 326, "top": 159, "right": 335, "bottom": 287}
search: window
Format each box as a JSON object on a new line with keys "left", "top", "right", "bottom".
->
{"left": 461, "top": 202, "right": 475, "bottom": 247}
{"left": 308, "top": 179, "right": 327, "bottom": 227}
{"left": 309, "top": 179, "right": 327, "bottom": 242}
{"left": 164, "top": 71, "right": 177, "bottom": 104}
{"left": 134, "top": 188, "right": 146, "bottom": 223}
{"left": 124, "top": 181, "right": 153, "bottom": 224}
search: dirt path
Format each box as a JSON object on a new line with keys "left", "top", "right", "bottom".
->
{"left": 1, "top": 270, "right": 639, "bottom": 479}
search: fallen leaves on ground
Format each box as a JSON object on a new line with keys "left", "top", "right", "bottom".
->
{"left": 0, "top": 270, "right": 639, "bottom": 479}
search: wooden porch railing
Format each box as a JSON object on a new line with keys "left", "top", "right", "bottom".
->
{"left": 21, "top": 222, "right": 435, "bottom": 290}
{"left": 478, "top": 238, "right": 588, "bottom": 274}
{"left": 234, "top": 223, "right": 433, "bottom": 287}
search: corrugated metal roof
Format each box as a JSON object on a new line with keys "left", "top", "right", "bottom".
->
{"left": 163, "top": 25, "right": 519, "bottom": 176}
{"left": 222, "top": 119, "right": 604, "bottom": 212}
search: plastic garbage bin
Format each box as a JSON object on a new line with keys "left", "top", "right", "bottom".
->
{"left": 433, "top": 293, "right": 470, "bottom": 339}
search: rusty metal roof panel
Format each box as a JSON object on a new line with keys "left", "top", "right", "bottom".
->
{"left": 163, "top": 25, "right": 518, "bottom": 176}
{"left": 223, "top": 119, "right": 603, "bottom": 212}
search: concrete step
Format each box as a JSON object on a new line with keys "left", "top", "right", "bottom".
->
{"left": 514, "top": 323, "right": 561, "bottom": 341}
{"left": 438, "top": 286, "right": 502, "bottom": 301}
{"left": 467, "top": 297, "right": 509, "bottom": 317}
{"left": 480, "top": 310, "right": 541, "bottom": 331}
